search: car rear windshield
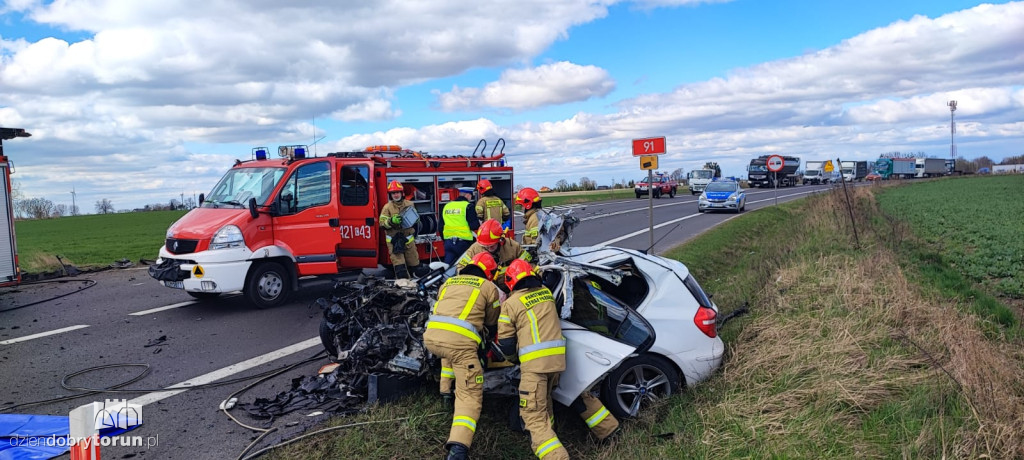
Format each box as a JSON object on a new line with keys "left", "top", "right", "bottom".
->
{"left": 683, "top": 275, "right": 713, "bottom": 308}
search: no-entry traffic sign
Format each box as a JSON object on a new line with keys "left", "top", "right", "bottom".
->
{"left": 632, "top": 137, "right": 666, "bottom": 156}
{"left": 767, "top": 155, "right": 785, "bottom": 172}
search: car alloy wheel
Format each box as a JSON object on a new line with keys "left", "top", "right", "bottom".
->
{"left": 601, "top": 355, "right": 680, "bottom": 419}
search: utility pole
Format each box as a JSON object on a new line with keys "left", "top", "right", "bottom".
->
{"left": 947, "top": 100, "right": 957, "bottom": 163}
{"left": 70, "top": 187, "right": 77, "bottom": 216}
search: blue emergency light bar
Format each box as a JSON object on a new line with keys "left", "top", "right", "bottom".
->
{"left": 253, "top": 147, "right": 269, "bottom": 160}
{"left": 294, "top": 146, "right": 306, "bottom": 159}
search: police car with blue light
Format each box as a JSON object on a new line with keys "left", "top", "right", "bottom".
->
{"left": 697, "top": 178, "right": 746, "bottom": 213}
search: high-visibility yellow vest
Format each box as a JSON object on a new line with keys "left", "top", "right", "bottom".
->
{"left": 442, "top": 200, "right": 474, "bottom": 240}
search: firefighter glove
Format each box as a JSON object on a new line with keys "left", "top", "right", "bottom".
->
{"left": 392, "top": 235, "right": 407, "bottom": 253}
{"left": 391, "top": 214, "right": 403, "bottom": 225}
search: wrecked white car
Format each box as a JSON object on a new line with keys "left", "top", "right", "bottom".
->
{"left": 261, "top": 211, "right": 734, "bottom": 421}
{"left": 539, "top": 246, "right": 725, "bottom": 418}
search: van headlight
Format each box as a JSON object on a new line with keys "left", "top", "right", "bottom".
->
{"left": 210, "top": 225, "right": 245, "bottom": 250}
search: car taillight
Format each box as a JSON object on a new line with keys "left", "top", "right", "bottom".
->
{"left": 694, "top": 305, "right": 718, "bottom": 338}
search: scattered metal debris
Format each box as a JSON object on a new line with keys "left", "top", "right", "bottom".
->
{"left": 238, "top": 277, "right": 435, "bottom": 420}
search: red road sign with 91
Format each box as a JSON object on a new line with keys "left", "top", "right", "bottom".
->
{"left": 767, "top": 155, "right": 785, "bottom": 172}
{"left": 632, "top": 137, "right": 666, "bottom": 156}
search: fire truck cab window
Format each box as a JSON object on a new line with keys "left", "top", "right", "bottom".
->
{"left": 279, "top": 162, "right": 331, "bottom": 214}
{"left": 205, "top": 167, "right": 285, "bottom": 208}
{"left": 340, "top": 165, "right": 369, "bottom": 206}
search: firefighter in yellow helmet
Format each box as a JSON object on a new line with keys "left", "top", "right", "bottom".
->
{"left": 423, "top": 252, "right": 503, "bottom": 460}
{"left": 475, "top": 179, "right": 510, "bottom": 224}
{"left": 496, "top": 259, "right": 568, "bottom": 460}
{"left": 456, "top": 219, "right": 531, "bottom": 285}
{"left": 379, "top": 180, "right": 419, "bottom": 279}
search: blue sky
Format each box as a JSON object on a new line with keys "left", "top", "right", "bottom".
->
{"left": 2, "top": 0, "right": 1021, "bottom": 211}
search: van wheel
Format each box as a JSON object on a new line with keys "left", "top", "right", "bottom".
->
{"left": 246, "top": 261, "right": 291, "bottom": 309}
{"left": 669, "top": 188, "right": 675, "bottom": 198}
{"left": 600, "top": 354, "right": 681, "bottom": 419}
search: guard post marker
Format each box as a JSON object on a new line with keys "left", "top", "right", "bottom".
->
{"left": 69, "top": 402, "right": 101, "bottom": 460}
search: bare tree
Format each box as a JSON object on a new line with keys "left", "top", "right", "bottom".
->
{"left": 555, "top": 179, "right": 569, "bottom": 192}
{"left": 579, "top": 177, "right": 596, "bottom": 191}
{"left": 95, "top": 198, "right": 114, "bottom": 214}
{"left": 52, "top": 204, "right": 67, "bottom": 217}
{"left": 24, "top": 197, "right": 55, "bottom": 219}
{"left": 998, "top": 154, "right": 1024, "bottom": 164}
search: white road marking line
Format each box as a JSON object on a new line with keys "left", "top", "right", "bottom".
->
{"left": 595, "top": 188, "right": 822, "bottom": 247}
{"left": 128, "top": 337, "right": 322, "bottom": 406}
{"left": 0, "top": 325, "right": 90, "bottom": 345}
{"left": 129, "top": 301, "right": 196, "bottom": 316}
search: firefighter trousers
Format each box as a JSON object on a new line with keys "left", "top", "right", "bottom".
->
{"left": 424, "top": 341, "right": 483, "bottom": 448}
{"left": 387, "top": 234, "right": 419, "bottom": 266}
{"left": 571, "top": 392, "right": 619, "bottom": 441}
{"left": 519, "top": 372, "right": 568, "bottom": 460}
{"left": 440, "top": 357, "right": 454, "bottom": 395}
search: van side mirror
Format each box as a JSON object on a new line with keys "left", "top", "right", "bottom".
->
{"left": 198, "top": 193, "right": 205, "bottom": 206}
{"left": 248, "top": 197, "right": 258, "bottom": 219}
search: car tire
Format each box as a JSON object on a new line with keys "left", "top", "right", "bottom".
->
{"left": 187, "top": 291, "right": 221, "bottom": 300}
{"left": 319, "top": 319, "right": 339, "bottom": 360}
{"left": 600, "top": 354, "right": 681, "bottom": 419}
{"left": 245, "top": 261, "right": 291, "bottom": 309}
{"left": 636, "top": 193, "right": 642, "bottom": 199}
{"left": 668, "top": 188, "right": 675, "bottom": 198}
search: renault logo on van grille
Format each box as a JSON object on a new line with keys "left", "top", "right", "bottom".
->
{"left": 165, "top": 238, "right": 198, "bottom": 255}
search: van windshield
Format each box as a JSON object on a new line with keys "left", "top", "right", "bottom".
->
{"left": 690, "top": 170, "right": 714, "bottom": 179}
{"left": 205, "top": 167, "right": 286, "bottom": 208}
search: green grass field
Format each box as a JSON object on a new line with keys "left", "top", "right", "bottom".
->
{"left": 876, "top": 174, "right": 1024, "bottom": 299}
{"left": 14, "top": 210, "right": 186, "bottom": 273}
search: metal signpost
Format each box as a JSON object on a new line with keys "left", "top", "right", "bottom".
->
{"left": 766, "top": 154, "right": 784, "bottom": 206}
{"left": 632, "top": 137, "right": 666, "bottom": 250}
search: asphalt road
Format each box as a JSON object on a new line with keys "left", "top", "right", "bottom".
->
{"left": 0, "top": 182, "right": 835, "bottom": 459}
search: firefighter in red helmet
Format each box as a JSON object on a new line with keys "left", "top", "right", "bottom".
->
{"left": 515, "top": 187, "right": 544, "bottom": 247}
{"left": 455, "top": 219, "right": 530, "bottom": 285}
{"left": 496, "top": 259, "right": 568, "bottom": 460}
{"left": 379, "top": 180, "right": 419, "bottom": 279}
{"left": 423, "top": 252, "right": 503, "bottom": 460}
{"left": 475, "top": 179, "right": 510, "bottom": 225}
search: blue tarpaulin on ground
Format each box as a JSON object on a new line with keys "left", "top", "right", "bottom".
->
{"left": 0, "top": 414, "right": 137, "bottom": 460}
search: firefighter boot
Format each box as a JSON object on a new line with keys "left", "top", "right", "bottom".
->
{"left": 444, "top": 442, "right": 469, "bottom": 460}
{"left": 394, "top": 264, "right": 410, "bottom": 279}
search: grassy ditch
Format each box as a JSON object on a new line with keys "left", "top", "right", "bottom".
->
{"left": 14, "top": 210, "right": 185, "bottom": 273}
{"left": 267, "top": 182, "right": 1023, "bottom": 459}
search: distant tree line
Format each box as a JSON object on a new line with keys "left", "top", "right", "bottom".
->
{"left": 9, "top": 180, "right": 194, "bottom": 220}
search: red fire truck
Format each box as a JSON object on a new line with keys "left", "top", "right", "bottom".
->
{"left": 1, "top": 127, "right": 31, "bottom": 288}
{"left": 149, "top": 141, "right": 513, "bottom": 307}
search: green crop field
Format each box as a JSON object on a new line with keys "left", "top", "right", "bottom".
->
{"left": 876, "top": 175, "right": 1024, "bottom": 299}
{"left": 14, "top": 210, "right": 186, "bottom": 273}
